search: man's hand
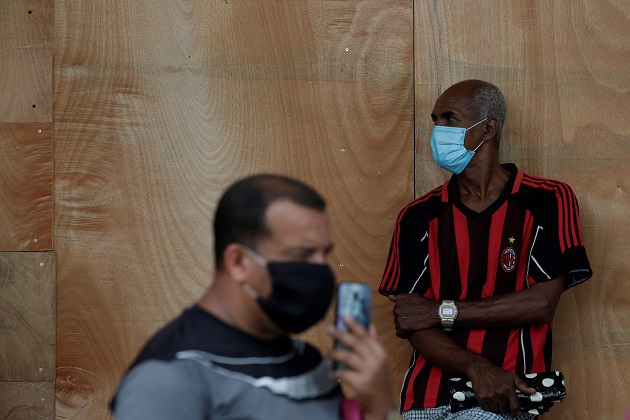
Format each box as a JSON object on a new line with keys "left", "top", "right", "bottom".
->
{"left": 326, "top": 316, "right": 395, "bottom": 420}
{"left": 467, "top": 360, "right": 536, "bottom": 417}
{"left": 388, "top": 294, "right": 439, "bottom": 337}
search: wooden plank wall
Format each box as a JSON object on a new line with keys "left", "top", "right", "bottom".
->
{"left": 52, "top": 0, "right": 413, "bottom": 418}
{"left": 0, "top": 0, "right": 55, "bottom": 418}
{"left": 412, "top": 2, "right": 630, "bottom": 419}
{"left": 0, "top": 0, "right": 627, "bottom": 419}
{"left": 0, "top": 253, "right": 55, "bottom": 419}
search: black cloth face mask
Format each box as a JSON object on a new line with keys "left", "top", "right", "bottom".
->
{"left": 243, "top": 248, "right": 336, "bottom": 334}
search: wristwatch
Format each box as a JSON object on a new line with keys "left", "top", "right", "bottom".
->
{"left": 438, "top": 300, "right": 458, "bottom": 331}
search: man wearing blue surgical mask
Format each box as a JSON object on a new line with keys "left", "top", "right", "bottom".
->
{"left": 112, "top": 174, "right": 397, "bottom": 419}
{"left": 380, "top": 80, "right": 592, "bottom": 419}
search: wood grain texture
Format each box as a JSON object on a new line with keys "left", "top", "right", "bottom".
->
{"left": 0, "top": 382, "right": 55, "bottom": 419}
{"left": 0, "top": 252, "right": 55, "bottom": 382}
{"left": 414, "top": 1, "right": 630, "bottom": 419}
{"left": 0, "top": 123, "right": 53, "bottom": 251}
{"left": 53, "top": 1, "right": 413, "bottom": 417}
{"left": 0, "top": 0, "right": 53, "bottom": 122}
{"left": 47, "top": 0, "right": 629, "bottom": 418}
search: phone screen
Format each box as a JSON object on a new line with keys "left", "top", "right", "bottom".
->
{"left": 334, "top": 282, "right": 372, "bottom": 369}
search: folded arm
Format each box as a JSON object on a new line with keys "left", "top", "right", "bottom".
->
{"left": 389, "top": 276, "right": 566, "bottom": 335}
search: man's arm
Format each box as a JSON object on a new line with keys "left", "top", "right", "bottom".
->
{"left": 407, "top": 328, "right": 535, "bottom": 417}
{"left": 390, "top": 276, "right": 566, "bottom": 336}
{"left": 386, "top": 278, "right": 564, "bottom": 416}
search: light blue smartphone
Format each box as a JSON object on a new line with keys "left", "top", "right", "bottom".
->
{"left": 334, "top": 282, "right": 372, "bottom": 370}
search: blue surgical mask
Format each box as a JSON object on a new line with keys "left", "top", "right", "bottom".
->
{"left": 430, "top": 118, "right": 488, "bottom": 174}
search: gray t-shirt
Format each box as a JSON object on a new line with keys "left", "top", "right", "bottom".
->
{"left": 112, "top": 306, "right": 343, "bottom": 419}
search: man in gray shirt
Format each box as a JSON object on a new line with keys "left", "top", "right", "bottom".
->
{"left": 112, "top": 174, "right": 396, "bottom": 420}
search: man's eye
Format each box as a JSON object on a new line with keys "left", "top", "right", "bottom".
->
{"left": 288, "top": 253, "right": 310, "bottom": 262}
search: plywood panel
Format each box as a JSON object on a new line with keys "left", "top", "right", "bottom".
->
{"left": 0, "top": 124, "right": 53, "bottom": 251}
{"left": 0, "top": 0, "right": 53, "bottom": 122}
{"left": 0, "top": 252, "right": 55, "bottom": 381}
{"left": 413, "top": 1, "right": 630, "bottom": 419}
{"left": 0, "top": 382, "right": 55, "bottom": 419}
{"left": 54, "top": 0, "right": 413, "bottom": 417}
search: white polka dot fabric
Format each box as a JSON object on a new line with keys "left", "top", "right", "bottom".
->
{"left": 448, "top": 371, "right": 566, "bottom": 416}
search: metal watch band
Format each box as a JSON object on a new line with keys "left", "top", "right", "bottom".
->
{"left": 442, "top": 318, "right": 455, "bottom": 331}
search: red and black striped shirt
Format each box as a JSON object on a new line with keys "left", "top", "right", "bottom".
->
{"left": 379, "top": 164, "right": 592, "bottom": 411}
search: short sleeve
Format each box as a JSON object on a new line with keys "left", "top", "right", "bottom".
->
{"left": 113, "top": 360, "right": 207, "bottom": 420}
{"left": 528, "top": 183, "right": 592, "bottom": 290}
{"left": 379, "top": 202, "right": 432, "bottom": 296}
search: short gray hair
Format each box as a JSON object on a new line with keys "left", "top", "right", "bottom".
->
{"left": 466, "top": 80, "right": 507, "bottom": 143}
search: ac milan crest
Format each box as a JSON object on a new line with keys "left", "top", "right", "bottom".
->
{"left": 501, "top": 246, "right": 517, "bottom": 272}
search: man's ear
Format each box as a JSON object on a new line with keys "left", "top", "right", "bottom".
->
{"left": 222, "top": 243, "right": 251, "bottom": 284}
{"left": 483, "top": 118, "right": 499, "bottom": 142}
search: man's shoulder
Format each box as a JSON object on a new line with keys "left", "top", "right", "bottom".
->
{"left": 399, "top": 183, "right": 446, "bottom": 215}
{"left": 112, "top": 359, "right": 207, "bottom": 415}
{"left": 125, "top": 359, "right": 204, "bottom": 386}
{"left": 132, "top": 306, "right": 225, "bottom": 365}
{"left": 516, "top": 172, "right": 580, "bottom": 213}
{"left": 519, "top": 172, "right": 577, "bottom": 195}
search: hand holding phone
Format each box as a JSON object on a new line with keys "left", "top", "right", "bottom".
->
{"left": 329, "top": 283, "right": 396, "bottom": 418}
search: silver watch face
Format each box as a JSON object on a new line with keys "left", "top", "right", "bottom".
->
{"left": 440, "top": 306, "right": 455, "bottom": 318}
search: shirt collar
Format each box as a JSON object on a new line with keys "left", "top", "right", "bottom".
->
{"left": 443, "top": 163, "right": 521, "bottom": 203}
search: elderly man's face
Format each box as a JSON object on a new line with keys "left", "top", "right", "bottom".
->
{"left": 431, "top": 84, "right": 484, "bottom": 150}
{"left": 431, "top": 84, "right": 477, "bottom": 127}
